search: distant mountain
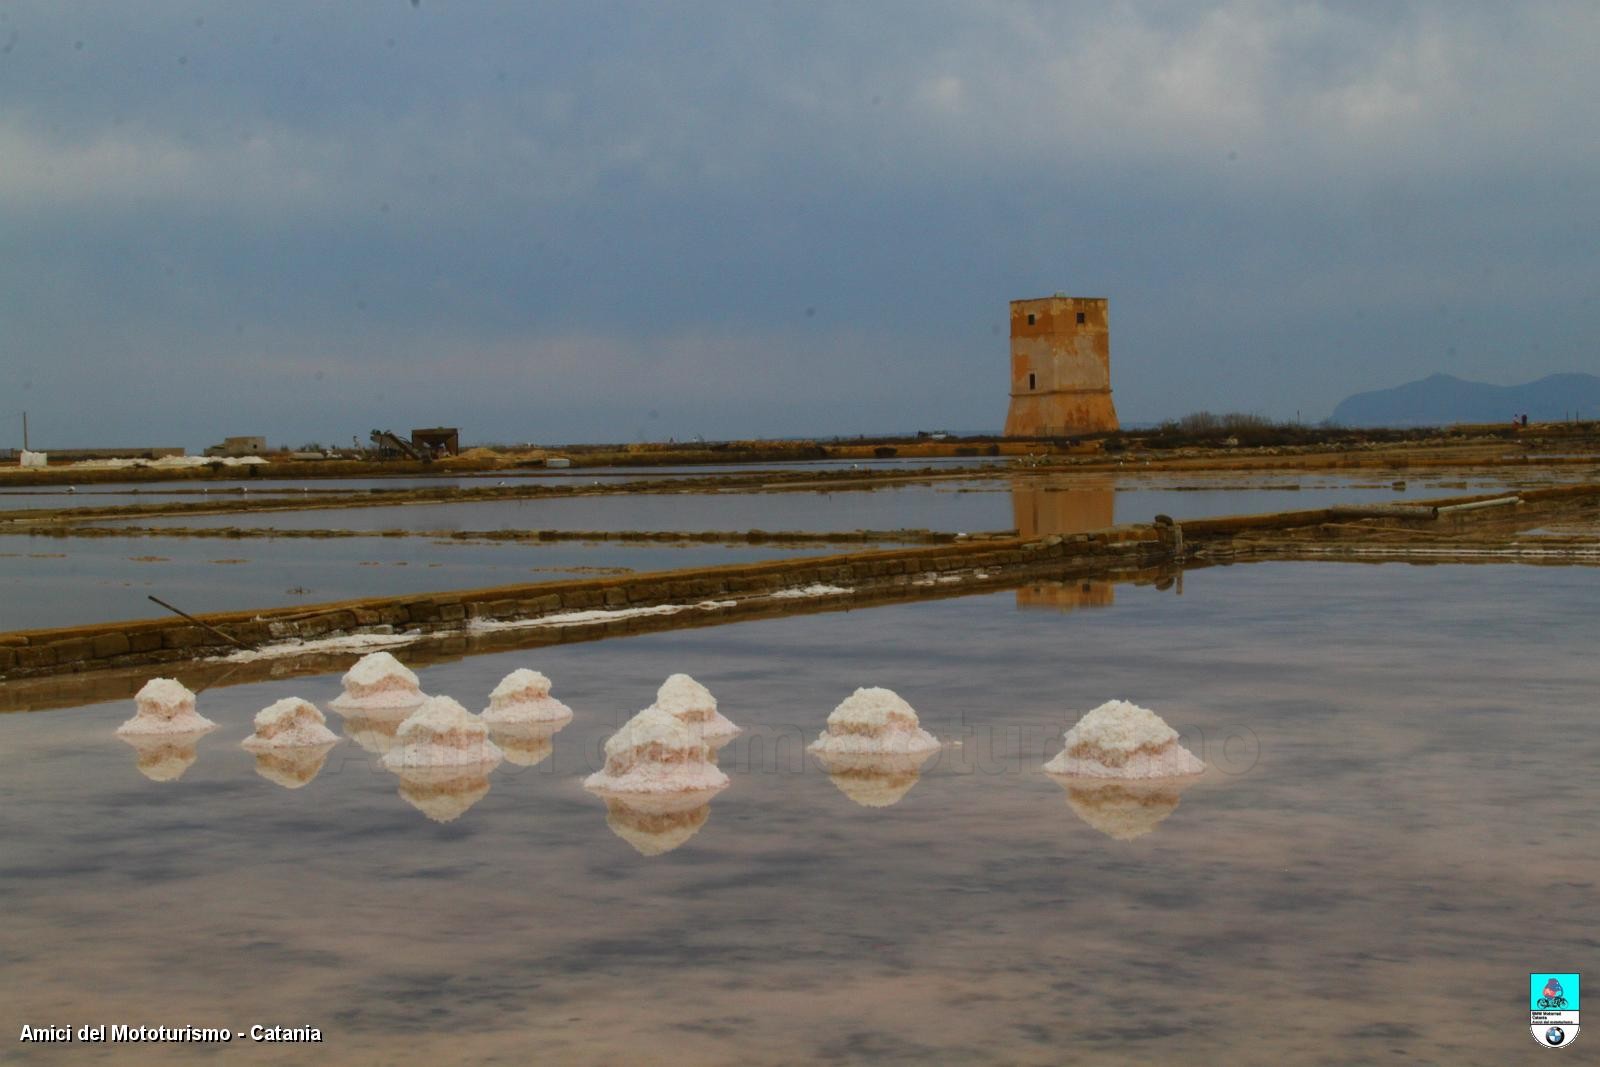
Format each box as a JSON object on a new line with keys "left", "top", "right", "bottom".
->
{"left": 1329, "top": 372, "right": 1600, "bottom": 427}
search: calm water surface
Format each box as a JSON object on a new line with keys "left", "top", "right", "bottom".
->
{"left": 2, "top": 561, "right": 1594, "bottom": 1064}
{"left": 0, "top": 538, "right": 858, "bottom": 631}
{"left": 90, "top": 470, "right": 1567, "bottom": 536}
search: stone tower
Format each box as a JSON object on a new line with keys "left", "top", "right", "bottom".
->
{"left": 1004, "top": 295, "right": 1119, "bottom": 438}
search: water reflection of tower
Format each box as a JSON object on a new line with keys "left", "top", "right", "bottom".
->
{"left": 1011, "top": 477, "right": 1116, "bottom": 611}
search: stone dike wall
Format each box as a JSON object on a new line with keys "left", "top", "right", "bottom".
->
{"left": 0, "top": 527, "right": 1165, "bottom": 682}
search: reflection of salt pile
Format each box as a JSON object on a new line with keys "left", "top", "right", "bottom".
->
{"left": 808, "top": 687, "right": 940, "bottom": 758}
{"left": 329, "top": 651, "right": 426, "bottom": 712}
{"left": 381, "top": 696, "right": 503, "bottom": 772}
{"left": 394, "top": 766, "right": 495, "bottom": 823}
{"left": 820, "top": 753, "right": 937, "bottom": 808}
{"left": 583, "top": 707, "right": 729, "bottom": 796}
{"left": 334, "top": 708, "right": 411, "bottom": 756}
{"left": 603, "top": 794, "right": 713, "bottom": 855}
{"left": 1054, "top": 777, "right": 1195, "bottom": 841}
{"left": 488, "top": 719, "right": 569, "bottom": 768}
{"left": 1043, "top": 700, "right": 1204, "bottom": 779}
{"left": 652, "top": 673, "right": 739, "bottom": 743}
{"left": 115, "top": 678, "right": 217, "bottom": 735}
{"left": 251, "top": 746, "right": 338, "bottom": 790}
{"left": 119, "top": 732, "right": 211, "bottom": 782}
{"left": 241, "top": 698, "right": 340, "bottom": 789}
{"left": 480, "top": 669, "right": 573, "bottom": 725}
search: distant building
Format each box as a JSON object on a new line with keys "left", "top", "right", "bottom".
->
{"left": 411, "top": 427, "right": 460, "bottom": 457}
{"left": 204, "top": 436, "right": 267, "bottom": 457}
{"left": 1003, "top": 295, "right": 1119, "bottom": 438}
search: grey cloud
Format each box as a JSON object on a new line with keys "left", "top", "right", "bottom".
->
{"left": 1, "top": 1, "right": 1597, "bottom": 448}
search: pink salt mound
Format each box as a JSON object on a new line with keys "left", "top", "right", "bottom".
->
{"left": 1043, "top": 699, "right": 1205, "bottom": 779}
{"left": 330, "top": 651, "right": 426, "bottom": 712}
{"left": 381, "top": 696, "right": 503, "bottom": 772}
{"left": 653, "top": 673, "right": 739, "bottom": 741}
{"left": 115, "top": 678, "right": 218, "bottom": 736}
{"left": 241, "top": 697, "right": 340, "bottom": 750}
{"left": 480, "top": 668, "right": 573, "bottom": 725}
{"left": 808, "top": 687, "right": 939, "bottom": 757}
{"left": 583, "top": 707, "right": 729, "bottom": 796}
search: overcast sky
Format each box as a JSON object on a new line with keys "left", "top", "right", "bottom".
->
{"left": 3, "top": 1, "right": 1597, "bottom": 449}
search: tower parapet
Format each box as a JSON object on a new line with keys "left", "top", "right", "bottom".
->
{"left": 1004, "top": 295, "right": 1119, "bottom": 437}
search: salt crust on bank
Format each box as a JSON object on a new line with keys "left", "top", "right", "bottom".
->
{"left": 116, "top": 678, "right": 218, "bottom": 735}
{"left": 331, "top": 651, "right": 426, "bottom": 711}
{"left": 381, "top": 696, "right": 503, "bottom": 771}
{"left": 241, "top": 698, "right": 339, "bottom": 750}
{"left": 808, "top": 687, "right": 940, "bottom": 756}
{"left": 653, "top": 673, "right": 739, "bottom": 740}
{"left": 584, "top": 707, "right": 729, "bottom": 795}
{"left": 1044, "top": 700, "right": 1204, "bottom": 779}
{"left": 480, "top": 669, "right": 573, "bottom": 724}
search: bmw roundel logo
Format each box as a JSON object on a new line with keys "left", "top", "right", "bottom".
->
{"left": 1547, "top": 1026, "right": 1566, "bottom": 1046}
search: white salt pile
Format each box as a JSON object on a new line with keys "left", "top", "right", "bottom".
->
{"left": 393, "top": 766, "right": 495, "bottom": 823}
{"left": 239, "top": 697, "right": 340, "bottom": 789}
{"left": 652, "top": 673, "right": 739, "bottom": 743}
{"left": 381, "top": 696, "right": 503, "bottom": 772}
{"left": 480, "top": 669, "right": 573, "bottom": 725}
{"left": 488, "top": 719, "right": 569, "bottom": 768}
{"left": 808, "top": 687, "right": 940, "bottom": 758}
{"left": 118, "top": 732, "right": 210, "bottom": 782}
{"left": 583, "top": 707, "right": 729, "bottom": 796}
{"left": 1043, "top": 700, "right": 1204, "bottom": 779}
{"left": 115, "top": 678, "right": 218, "bottom": 736}
{"left": 329, "top": 651, "right": 426, "bottom": 712}
{"left": 241, "top": 697, "right": 340, "bottom": 750}
{"left": 603, "top": 794, "right": 713, "bottom": 856}
{"left": 1055, "top": 778, "right": 1194, "bottom": 841}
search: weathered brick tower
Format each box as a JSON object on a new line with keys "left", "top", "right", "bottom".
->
{"left": 1004, "top": 295, "right": 1119, "bottom": 438}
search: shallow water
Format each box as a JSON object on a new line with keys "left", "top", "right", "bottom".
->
{"left": 98, "top": 469, "right": 1568, "bottom": 536}
{"left": 0, "top": 537, "right": 859, "bottom": 631}
{"left": 2, "top": 561, "right": 1594, "bottom": 1063}
{"left": 0, "top": 458, "right": 1013, "bottom": 510}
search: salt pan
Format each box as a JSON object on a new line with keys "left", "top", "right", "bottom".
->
{"left": 115, "top": 678, "right": 217, "bottom": 736}
{"left": 818, "top": 751, "right": 938, "bottom": 808}
{"left": 382, "top": 696, "right": 503, "bottom": 772}
{"left": 1043, "top": 700, "right": 1204, "bottom": 779}
{"left": 480, "top": 669, "right": 573, "bottom": 725}
{"left": 808, "top": 687, "right": 940, "bottom": 757}
{"left": 584, "top": 707, "right": 729, "bottom": 796}
{"left": 330, "top": 651, "right": 426, "bottom": 712}
{"left": 652, "top": 673, "right": 739, "bottom": 743}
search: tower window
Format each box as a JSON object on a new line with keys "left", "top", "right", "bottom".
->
{"left": 1028, "top": 373, "right": 1036, "bottom": 390}
{"left": 1076, "top": 312, "right": 1086, "bottom": 325}
{"left": 1027, "top": 313, "right": 1036, "bottom": 326}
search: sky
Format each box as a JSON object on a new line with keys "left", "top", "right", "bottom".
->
{"left": 2, "top": 1, "right": 1597, "bottom": 449}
